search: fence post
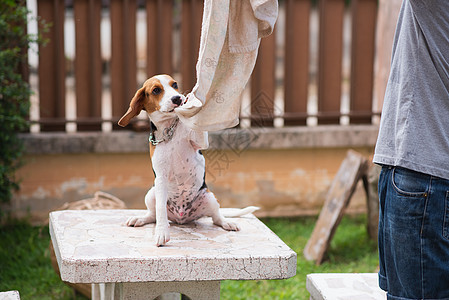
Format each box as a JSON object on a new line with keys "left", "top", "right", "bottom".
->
{"left": 317, "top": 0, "right": 345, "bottom": 124}
{"left": 372, "top": 0, "right": 402, "bottom": 118}
{"left": 251, "top": 33, "right": 276, "bottom": 127}
{"left": 18, "top": 0, "right": 29, "bottom": 86}
{"left": 146, "top": 0, "right": 173, "bottom": 78}
{"left": 37, "top": 0, "right": 66, "bottom": 131}
{"left": 146, "top": 0, "right": 157, "bottom": 77}
{"left": 74, "top": 0, "right": 102, "bottom": 131}
{"left": 349, "top": 0, "right": 377, "bottom": 124}
{"left": 181, "top": 0, "right": 203, "bottom": 92}
{"left": 111, "top": 0, "right": 137, "bottom": 127}
{"left": 284, "top": 0, "right": 310, "bottom": 126}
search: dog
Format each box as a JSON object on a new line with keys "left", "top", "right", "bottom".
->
{"left": 118, "top": 74, "right": 258, "bottom": 246}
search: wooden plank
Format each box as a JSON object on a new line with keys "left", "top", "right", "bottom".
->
{"left": 74, "top": 0, "right": 102, "bottom": 131}
{"left": 110, "top": 0, "right": 124, "bottom": 120}
{"left": 349, "top": 0, "right": 377, "bottom": 124}
{"left": 181, "top": 0, "right": 203, "bottom": 92}
{"left": 159, "top": 0, "right": 173, "bottom": 74}
{"left": 372, "top": 0, "right": 402, "bottom": 114}
{"left": 146, "top": 0, "right": 173, "bottom": 77}
{"left": 146, "top": 0, "right": 158, "bottom": 76}
{"left": 367, "top": 164, "right": 380, "bottom": 241}
{"left": 18, "top": 0, "right": 30, "bottom": 85}
{"left": 284, "top": 0, "right": 310, "bottom": 126}
{"left": 303, "top": 150, "right": 368, "bottom": 264}
{"left": 317, "top": 0, "right": 344, "bottom": 125}
{"left": 126, "top": 0, "right": 137, "bottom": 105}
{"left": 251, "top": 32, "right": 276, "bottom": 127}
{"left": 37, "top": 0, "right": 66, "bottom": 131}
{"left": 111, "top": 0, "right": 137, "bottom": 126}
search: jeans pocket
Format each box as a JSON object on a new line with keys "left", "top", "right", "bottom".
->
{"left": 391, "top": 167, "right": 429, "bottom": 197}
{"left": 443, "top": 191, "right": 449, "bottom": 240}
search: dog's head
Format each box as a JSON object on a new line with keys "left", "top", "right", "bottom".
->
{"left": 118, "top": 74, "right": 185, "bottom": 127}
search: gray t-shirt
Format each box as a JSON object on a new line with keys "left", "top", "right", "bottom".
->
{"left": 373, "top": 0, "right": 449, "bottom": 180}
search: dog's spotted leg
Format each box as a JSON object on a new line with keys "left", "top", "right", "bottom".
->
{"left": 154, "top": 179, "right": 171, "bottom": 246}
{"left": 203, "top": 191, "right": 240, "bottom": 231}
{"left": 126, "top": 188, "right": 156, "bottom": 227}
{"left": 154, "top": 223, "right": 170, "bottom": 246}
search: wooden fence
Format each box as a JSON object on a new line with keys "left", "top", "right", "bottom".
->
{"left": 31, "top": 0, "right": 378, "bottom": 132}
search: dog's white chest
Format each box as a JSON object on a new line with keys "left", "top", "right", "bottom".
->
{"left": 151, "top": 130, "right": 208, "bottom": 224}
{"left": 164, "top": 151, "right": 208, "bottom": 224}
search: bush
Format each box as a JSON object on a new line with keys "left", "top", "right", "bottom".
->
{"left": 0, "top": 0, "right": 46, "bottom": 210}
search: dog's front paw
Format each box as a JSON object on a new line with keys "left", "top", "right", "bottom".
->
{"left": 220, "top": 220, "right": 240, "bottom": 231}
{"left": 154, "top": 224, "right": 170, "bottom": 246}
{"left": 126, "top": 215, "right": 155, "bottom": 227}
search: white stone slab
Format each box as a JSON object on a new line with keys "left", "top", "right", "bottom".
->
{"left": 49, "top": 209, "right": 297, "bottom": 283}
{"left": 307, "top": 273, "right": 386, "bottom": 300}
{"left": 0, "top": 291, "right": 20, "bottom": 300}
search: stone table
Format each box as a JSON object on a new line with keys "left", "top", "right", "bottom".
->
{"left": 49, "top": 209, "right": 297, "bottom": 299}
{"left": 307, "top": 273, "right": 386, "bottom": 300}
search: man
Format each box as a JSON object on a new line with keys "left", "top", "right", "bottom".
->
{"left": 374, "top": 0, "right": 449, "bottom": 299}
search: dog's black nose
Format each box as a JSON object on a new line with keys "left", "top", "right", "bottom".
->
{"left": 171, "top": 95, "right": 182, "bottom": 106}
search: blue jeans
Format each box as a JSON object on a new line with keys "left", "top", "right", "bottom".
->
{"left": 378, "top": 166, "right": 449, "bottom": 300}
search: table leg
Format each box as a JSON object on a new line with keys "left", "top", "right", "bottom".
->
{"left": 92, "top": 283, "right": 117, "bottom": 300}
{"left": 92, "top": 281, "right": 220, "bottom": 300}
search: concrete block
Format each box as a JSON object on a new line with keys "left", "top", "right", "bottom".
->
{"left": 0, "top": 291, "right": 20, "bottom": 300}
{"left": 307, "top": 273, "right": 386, "bottom": 300}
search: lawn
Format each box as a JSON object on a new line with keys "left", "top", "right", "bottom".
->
{"left": 0, "top": 215, "right": 378, "bottom": 300}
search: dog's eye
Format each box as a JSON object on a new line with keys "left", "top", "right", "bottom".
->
{"left": 152, "top": 87, "right": 162, "bottom": 95}
{"left": 172, "top": 82, "right": 178, "bottom": 90}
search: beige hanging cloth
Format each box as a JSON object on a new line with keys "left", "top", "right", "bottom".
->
{"left": 175, "top": 0, "right": 278, "bottom": 131}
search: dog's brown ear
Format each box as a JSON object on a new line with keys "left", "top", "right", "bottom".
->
{"left": 118, "top": 88, "right": 145, "bottom": 127}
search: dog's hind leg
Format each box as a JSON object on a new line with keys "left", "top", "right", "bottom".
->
{"left": 126, "top": 187, "right": 156, "bottom": 227}
{"left": 203, "top": 191, "right": 240, "bottom": 231}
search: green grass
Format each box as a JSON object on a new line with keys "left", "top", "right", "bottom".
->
{"left": 220, "top": 215, "right": 379, "bottom": 300}
{"left": 0, "top": 219, "right": 86, "bottom": 300}
{"left": 0, "top": 215, "right": 378, "bottom": 300}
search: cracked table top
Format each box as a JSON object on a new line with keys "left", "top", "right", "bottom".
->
{"left": 49, "top": 209, "right": 297, "bottom": 283}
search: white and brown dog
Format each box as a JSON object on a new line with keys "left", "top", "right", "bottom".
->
{"left": 118, "top": 74, "right": 257, "bottom": 246}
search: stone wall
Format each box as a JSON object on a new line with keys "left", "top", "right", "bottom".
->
{"left": 8, "top": 125, "right": 378, "bottom": 224}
